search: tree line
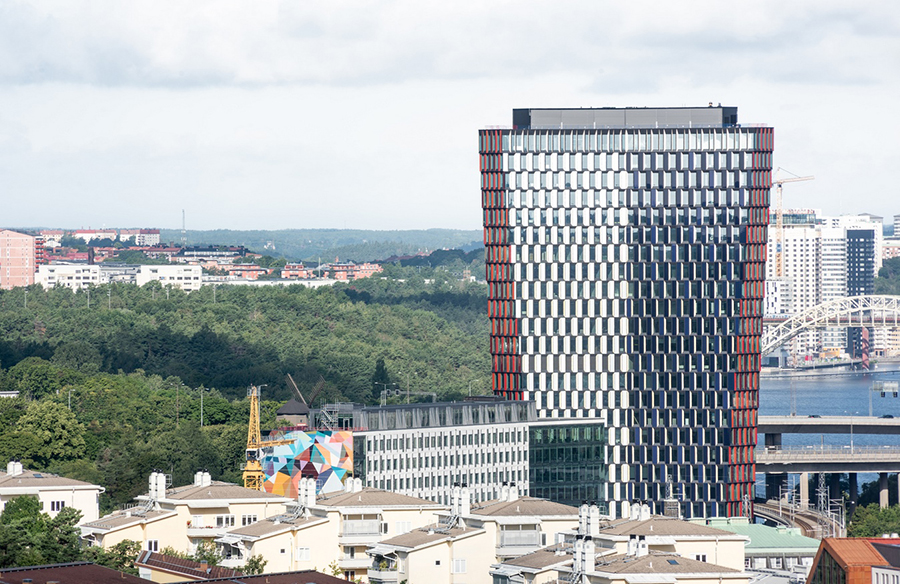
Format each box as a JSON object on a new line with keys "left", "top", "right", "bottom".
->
{"left": 0, "top": 265, "right": 489, "bottom": 512}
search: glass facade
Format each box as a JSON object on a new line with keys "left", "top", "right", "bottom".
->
{"left": 529, "top": 421, "right": 606, "bottom": 511}
{"left": 480, "top": 107, "right": 773, "bottom": 518}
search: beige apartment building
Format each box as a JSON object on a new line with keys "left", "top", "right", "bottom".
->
{"left": 0, "top": 460, "right": 104, "bottom": 523}
{"left": 367, "top": 484, "right": 579, "bottom": 584}
{"left": 0, "top": 229, "right": 44, "bottom": 289}
{"left": 492, "top": 504, "right": 749, "bottom": 584}
{"left": 218, "top": 478, "right": 447, "bottom": 581}
{"left": 80, "top": 471, "right": 290, "bottom": 554}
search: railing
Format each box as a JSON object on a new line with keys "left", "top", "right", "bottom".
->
{"left": 341, "top": 520, "right": 382, "bottom": 536}
{"left": 499, "top": 531, "right": 542, "bottom": 547}
{"left": 757, "top": 446, "right": 900, "bottom": 461}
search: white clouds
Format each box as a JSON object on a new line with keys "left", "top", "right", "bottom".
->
{"left": 1, "top": 0, "right": 895, "bottom": 88}
{"left": 0, "top": 1, "right": 898, "bottom": 230}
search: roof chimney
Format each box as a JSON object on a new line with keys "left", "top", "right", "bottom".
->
{"left": 6, "top": 461, "right": 23, "bottom": 477}
{"left": 626, "top": 535, "right": 637, "bottom": 557}
{"left": 194, "top": 471, "right": 203, "bottom": 486}
{"left": 460, "top": 486, "right": 471, "bottom": 516}
{"left": 573, "top": 535, "right": 583, "bottom": 568}
{"left": 353, "top": 478, "right": 363, "bottom": 493}
{"left": 451, "top": 485, "right": 460, "bottom": 515}
{"left": 588, "top": 504, "right": 601, "bottom": 537}
{"left": 578, "top": 503, "right": 589, "bottom": 534}
{"left": 306, "top": 478, "right": 316, "bottom": 507}
{"left": 201, "top": 472, "right": 212, "bottom": 487}
{"left": 148, "top": 472, "right": 159, "bottom": 499}
{"left": 507, "top": 483, "right": 519, "bottom": 502}
{"left": 636, "top": 536, "right": 649, "bottom": 557}
{"left": 639, "top": 503, "right": 651, "bottom": 521}
{"left": 583, "top": 537, "right": 595, "bottom": 574}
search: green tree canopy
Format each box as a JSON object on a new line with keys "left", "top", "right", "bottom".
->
{"left": 16, "top": 401, "right": 86, "bottom": 466}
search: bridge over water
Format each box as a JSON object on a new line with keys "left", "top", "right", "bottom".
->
{"left": 756, "top": 415, "right": 900, "bottom": 511}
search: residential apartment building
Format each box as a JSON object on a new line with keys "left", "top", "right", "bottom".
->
{"left": 765, "top": 212, "right": 883, "bottom": 359}
{"left": 219, "top": 478, "right": 446, "bottom": 580}
{"left": 0, "top": 229, "right": 45, "bottom": 289}
{"left": 480, "top": 106, "right": 773, "bottom": 518}
{"left": 36, "top": 263, "right": 101, "bottom": 290}
{"left": 0, "top": 460, "right": 104, "bottom": 523}
{"left": 135, "top": 265, "right": 203, "bottom": 291}
{"left": 80, "top": 471, "right": 290, "bottom": 554}
{"left": 366, "top": 484, "right": 579, "bottom": 584}
{"left": 119, "top": 228, "right": 161, "bottom": 246}
{"left": 72, "top": 228, "right": 117, "bottom": 243}
{"left": 492, "top": 504, "right": 749, "bottom": 584}
{"left": 282, "top": 263, "right": 316, "bottom": 279}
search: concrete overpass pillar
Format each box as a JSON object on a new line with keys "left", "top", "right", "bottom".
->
{"left": 849, "top": 473, "right": 858, "bottom": 516}
{"left": 799, "top": 472, "right": 809, "bottom": 510}
{"left": 880, "top": 473, "right": 889, "bottom": 509}
{"left": 829, "top": 473, "right": 841, "bottom": 503}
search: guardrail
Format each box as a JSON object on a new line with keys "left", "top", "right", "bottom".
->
{"left": 757, "top": 446, "right": 900, "bottom": 460}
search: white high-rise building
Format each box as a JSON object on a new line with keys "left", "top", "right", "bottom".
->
{"left": 765, "top": 211, "right": 883, "bottom": 359}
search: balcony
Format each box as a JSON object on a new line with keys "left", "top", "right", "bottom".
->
{"left": 339, "top": 520, "right": 383, "bottom": 544}
{"left": 338, "top": 556, "right": 373, "bottom": 570}
{"left": 187, "top": 526, "right": 226, "bottom": 538}
{"left": 368, "top": 566, "right": 400, "bottom": 584}
{"left": 496, "top": 531, "right": 543, "bottom": 558}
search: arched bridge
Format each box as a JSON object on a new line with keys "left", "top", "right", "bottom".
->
{"left": 761, "top": 295, "right": 900, "bottom": 356}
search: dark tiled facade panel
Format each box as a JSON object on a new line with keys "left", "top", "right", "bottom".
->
{"left": 480, "top": 121, "right": 773, "bottom": 519}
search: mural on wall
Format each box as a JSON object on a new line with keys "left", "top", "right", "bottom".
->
{"left": 261, "top": 430, "right": 353, "bottom": 497}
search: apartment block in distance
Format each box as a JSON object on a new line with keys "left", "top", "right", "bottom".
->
{"left": 479, "top": 106, "right": 773, "bottom": 518}
{"left": 0, "top": 229, "right": 46, "bottom": 289}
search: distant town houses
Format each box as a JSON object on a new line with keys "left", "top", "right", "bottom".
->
{"left": 0, "top": 227, "right": 386, "bottom": 291}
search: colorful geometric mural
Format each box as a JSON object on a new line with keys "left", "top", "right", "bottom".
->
{"left": 260, "top": 430, "right": 353, "bottom": 498}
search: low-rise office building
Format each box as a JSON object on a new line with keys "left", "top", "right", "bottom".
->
{"left": 290, "top": 399, "right": 606, "bottom": 509}
{"left": 0, "top": 460, "right": 104, "bottom": 523}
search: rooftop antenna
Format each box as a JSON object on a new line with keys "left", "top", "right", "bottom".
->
{"left": 181, "top": 209, "right": 187, "bottom": 248}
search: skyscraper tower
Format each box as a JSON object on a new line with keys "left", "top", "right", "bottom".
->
{"left": 479, "top": 107, "right": 773, "bottom": 518}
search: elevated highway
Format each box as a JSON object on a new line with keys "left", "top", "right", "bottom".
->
{"left": 756, "top": 446, "right": 900, "bottom": 473}
{"left": 759, "top": 415, "right": 900, "bottom": 436}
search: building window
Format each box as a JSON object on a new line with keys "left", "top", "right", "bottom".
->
{"left": 452, "top": 559, "right": 467, "bottom": 574}
{"left": 241, "top": 514, "right": 257, "bottom": 526}
{"left": 50, "top": 501, "right": 65, "bottom": 512}
{"left": 216, "top": 515, "right": 235, "bottom": 528}
{"left": 296, "top": 547, "right": 311, "bottom": 561}
{"left": 147, "top": 540, "right": 159, "bottom": 552}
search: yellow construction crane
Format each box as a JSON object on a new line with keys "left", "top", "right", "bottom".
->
{"left": 243, "top": 385, "right": 295, "bottom": 491}
{"left": 772, "top": 168, "right": 814, "bottom": 278}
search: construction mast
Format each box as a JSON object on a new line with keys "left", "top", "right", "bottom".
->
{"left": 243, "top": 385, "right": 294, "bottom": 491}
{"left": 772, "top": 168, "right": 814, "bottom": 278}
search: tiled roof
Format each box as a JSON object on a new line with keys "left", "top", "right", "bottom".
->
{"left": 317, "top": 487, "right": 447, "bottom": 508}
{"left": 600, "top": 517, "right": 738, "bottom": 537}
{"left": 378, "top": 523, "right": 481, "bottom": 549}
{"left": 228, "top": 514, "right": 324, "bottom": 537}
{"left": 821, "top": 538, "right": 890, "bottom": 567}
{"left": 0, "top": 469, "right": 102, "bottom": 490}
{"left": 80, "top": 509, "right": 174, "bottom": 531}
{"left": 162, "top": 481, "right": 289, "bottom": 501}
{"left": 276, "top": 398, "right": 309, "bottom": 415}
{"left": 471, "top": 497, "right": 578, "bottom": 517}
{"left": 592, "top": 552, "right": 740, "bottom": 574}
{"left": 135, "top": 551, "right": 243, "bottom": 579}
{"left": 502, "top": 544, "right": 573, "bottom": 570}
{"left": 0, "top": 562, "right": 147, "bottom": 583}
{"left": 175, "top": 569, "right": 351, "bottom": 584}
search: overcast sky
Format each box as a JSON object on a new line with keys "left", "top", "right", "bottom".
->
{"left": 1, "top": 0, "right": 898, "bottom": 231}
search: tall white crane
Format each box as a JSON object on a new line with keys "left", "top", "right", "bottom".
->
{"left": 772, "top": 168, "right": 814, "bottom": 278}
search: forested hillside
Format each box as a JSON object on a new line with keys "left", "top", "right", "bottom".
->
{"left": 0, "top": 264, "right": 490, "bottom": 510}
{"left": 157, "top": 228, "right": 483, "bottom": 262}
